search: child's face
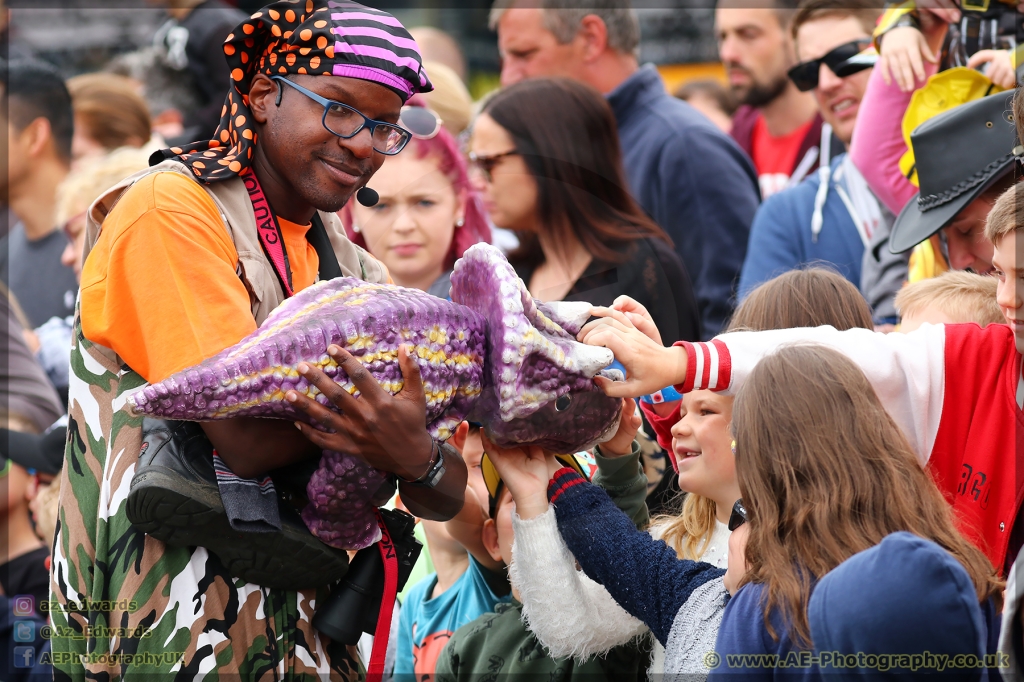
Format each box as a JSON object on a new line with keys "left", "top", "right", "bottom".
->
{"left": 993, "top": 231, "right": 1023, "bottom": 354}
{"left": 898, "top": 304, "right": 956, "bottom": 333}
{"left": 463, "top": 429, "right": 489, "bottom": 513}
{"left": 670, "top": 391, "right": 739, "bottom": 505}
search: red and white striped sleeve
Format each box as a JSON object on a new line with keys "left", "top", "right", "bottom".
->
{"left": 671, "top": 339, "right": 732, "bottom": 392}
{"left": 673, "top": 324, "right": 946, "bottom": 464}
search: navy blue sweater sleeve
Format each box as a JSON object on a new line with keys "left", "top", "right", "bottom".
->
{"left": 658, "top": 127, "right": 759, "bottom": 339}
{"left": 548, "top": 468, "right": 725, "bottom": 646}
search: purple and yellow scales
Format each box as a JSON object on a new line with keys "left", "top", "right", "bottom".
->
{"left": 128, "top": 244, "right": 622, "bottom": 549}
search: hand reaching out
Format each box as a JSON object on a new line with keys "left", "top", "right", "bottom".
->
{"left": 609, "top": 296, "right": 663, "bottom": 345}
{"left": 598, "top": 398, "right": 641, "bottom": 457}
{"left": 577, "top": 309, "right": 688, "bottom": 398}
{"left": 481, "top": 435, "right": 557, "bottom": 520}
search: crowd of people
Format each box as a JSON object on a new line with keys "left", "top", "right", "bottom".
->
{"left": 0, "top": 0, "right": 1021, "bottom": 679}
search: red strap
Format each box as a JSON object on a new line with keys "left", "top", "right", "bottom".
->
{"left": 241, "top": 170, "right": 294, "bottom": 297}
{"left": 367, "top": 511, "right": 399, "bottom": 682}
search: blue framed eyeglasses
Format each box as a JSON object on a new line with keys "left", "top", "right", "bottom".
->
{"left": 271, "top": 75, "right": 412, "bottom": 155}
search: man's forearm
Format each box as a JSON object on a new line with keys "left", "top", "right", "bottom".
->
{"left": 399, "top": 445, "right": 467, "bottom": 521}
{"left": 201, "top": 418, "right": 321, "bottom": 479}
{"left": 204, "top": 418, "right": 468, "bottom": 520}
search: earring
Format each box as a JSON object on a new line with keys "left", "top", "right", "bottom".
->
{"left": 455, "top": 218, "right": 464, "bottom": 228}
{"left": 352, "top": 224, "right": 361, "bottom": 233}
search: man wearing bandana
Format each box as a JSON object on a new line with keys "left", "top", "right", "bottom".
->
{"left": 49, "top": 2, "right": 465, "bottom": 678}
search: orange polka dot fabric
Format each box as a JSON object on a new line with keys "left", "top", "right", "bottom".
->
{"left": 155, "top": 0, "right": 432, "bottom": 184}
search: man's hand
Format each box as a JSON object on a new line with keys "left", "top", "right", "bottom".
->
{"left": 578, "top": 310, "right": 688, "bottom": 398}
{"left": 287, "top": 344, "right": 433, "bottom": 480}
{"left": 598, "top": 398, "right": 641, "bottom": 457}
{"left": 286, "top": 344, "right": 466, "bottom": 520}
{"left": 481, "top": 435, "right": 554, "bottom": 520}
{"left": 968, "top": 50, "right": 1017, "bottom": 89}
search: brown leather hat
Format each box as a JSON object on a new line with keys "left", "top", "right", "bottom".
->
{"left": 889, "top": 90, "right": 1019, "bottom": 254}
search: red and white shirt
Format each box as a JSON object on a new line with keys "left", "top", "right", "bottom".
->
{"left": 674, "top": 323, "right": 1024, "bottom": 572}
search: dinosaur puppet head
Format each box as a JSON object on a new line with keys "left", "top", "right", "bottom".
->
{"left": 451, "top": 243, "right": 623, "bottom": 453}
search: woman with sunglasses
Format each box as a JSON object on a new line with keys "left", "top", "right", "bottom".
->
{"left": 468, "top": 77, "right": 701, "bottom": 345}
{"left": 342, "top": 97, "right": 490, "bottom": 299}
{"left": 486, "top": 344, "right": 1002, "bottom": 681}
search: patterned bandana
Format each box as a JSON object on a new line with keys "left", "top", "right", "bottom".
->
{"left": 161, "top": 0, "right": 432, "bottom": 183}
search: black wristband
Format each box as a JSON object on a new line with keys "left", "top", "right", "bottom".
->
{"left": 399, "top": 440, "right": 447, "bottom": 487}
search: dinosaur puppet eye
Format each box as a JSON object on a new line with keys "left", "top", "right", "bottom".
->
{"left": 555, "top": 394, "right": 572, "bottom": 412}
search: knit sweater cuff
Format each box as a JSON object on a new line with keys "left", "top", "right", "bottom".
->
{"left": 548, "top": 467, "right": 586, "bottom": 505}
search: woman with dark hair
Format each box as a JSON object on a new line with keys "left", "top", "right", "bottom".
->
{"left": 469, "top": 77, "right": 701, "bottom": 345}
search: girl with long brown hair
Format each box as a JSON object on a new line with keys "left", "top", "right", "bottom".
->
{"left": 720, "top": 345, "right": 1001, "bottom": 670}
{"left": 468, "top": 77, "right": 701, "bottom": 345}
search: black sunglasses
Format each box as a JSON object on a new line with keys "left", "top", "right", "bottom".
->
{"left": 787, "top": 40, "right": 876, "bottom": 92}
{"left": 728, "top": 498, "right": 748, "bottom": 532}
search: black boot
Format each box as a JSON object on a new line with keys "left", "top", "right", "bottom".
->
{"left": 126, "top": 419, "right": 349, "bottom": 590}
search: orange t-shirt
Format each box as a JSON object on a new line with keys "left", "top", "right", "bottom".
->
{"left": 80, "top": 172, "right": 319, "bottom": 384}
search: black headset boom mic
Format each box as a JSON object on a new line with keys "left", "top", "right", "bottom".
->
{"left": 356, "top": 187, "right": 379, "bottom": 207}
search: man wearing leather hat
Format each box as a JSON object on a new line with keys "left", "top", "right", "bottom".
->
{"left": 889, "top": 90, "right": 1020, "bottom": 273}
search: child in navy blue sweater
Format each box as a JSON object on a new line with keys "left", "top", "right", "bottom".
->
{"left": 488, "top": 343, "right": 1003, "bottom": 681}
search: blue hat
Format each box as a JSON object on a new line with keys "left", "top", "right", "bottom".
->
{"left": 810, "top": 532, "right": 988, "bottom": 681}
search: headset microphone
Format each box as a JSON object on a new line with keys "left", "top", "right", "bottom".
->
{"left": 356, "top": 187, "right": 379, "bottom": 207}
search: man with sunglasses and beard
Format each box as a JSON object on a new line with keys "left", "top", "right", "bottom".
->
{"left": 738, "top": 0, "right": 905, "bottom": 327}
{"left": 52, "top": 2, "right": 469, "bottom": 679}
{"left": 718, "top": 2, "right": 830, "bottom": 199}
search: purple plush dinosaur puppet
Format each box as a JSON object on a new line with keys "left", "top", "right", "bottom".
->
{"left": 128, "top": 244, "right": 623, "bottom": 549}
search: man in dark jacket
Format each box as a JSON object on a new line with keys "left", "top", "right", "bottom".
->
{"left": 490, "top": 0, "right": 760, "bottom": 339}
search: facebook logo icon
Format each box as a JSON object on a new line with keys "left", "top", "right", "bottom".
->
{"left": 13, "top": 646, "right": 35, "bottom": 668}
